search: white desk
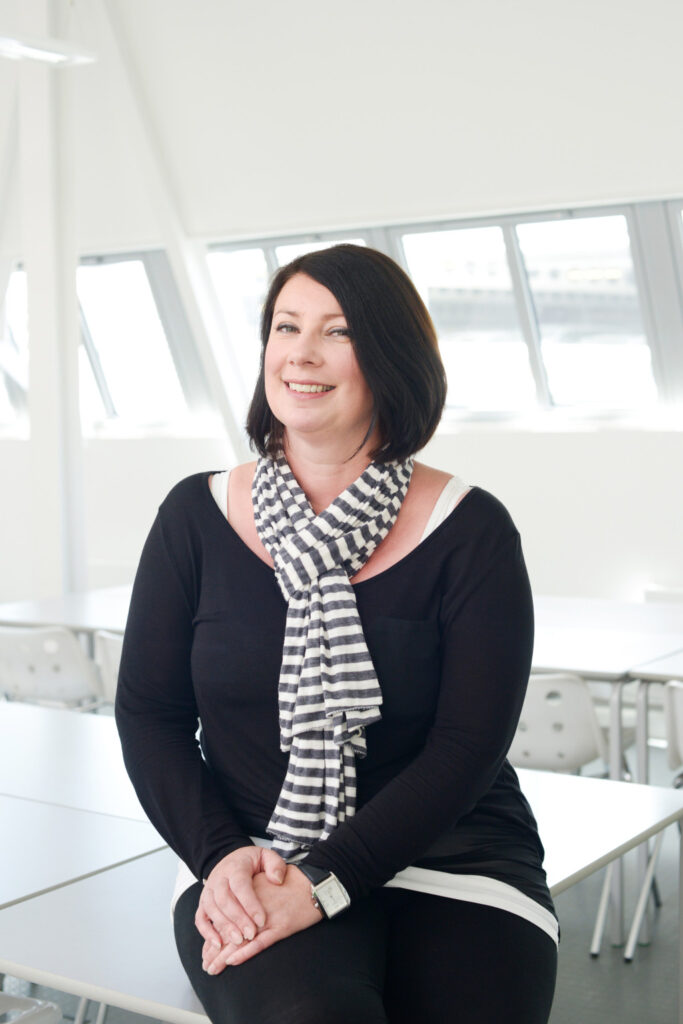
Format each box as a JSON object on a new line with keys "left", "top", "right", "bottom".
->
{"left": 0, "top": 586, "right": 131, "bottom": 636}
{"left": 0, "top": 703, "right": 146, "bottom": 821}
{"left": 531, "top": 601, "right": 683, "bottom": 947}
{"left": 534, "top": 594, "right": 683, "bottom": 634}
{"left": 631, "top": 649, "right": 683, "bottom": 685}
{"left": 1, "top": 772, "right": 683, "bottom": 1023}
{"left": 0, "top": 794, "right": 164, "bottom": 911}
{"left": 0, "top": 849, "right": 205, "bottom": 1024}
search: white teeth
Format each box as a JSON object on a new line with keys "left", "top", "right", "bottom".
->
{"left": 287, "top": 382, "right": 334, "bottom": 393}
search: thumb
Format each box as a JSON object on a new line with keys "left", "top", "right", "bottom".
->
{"left": 262, "top": 848, "right": 286, "bottom": 884}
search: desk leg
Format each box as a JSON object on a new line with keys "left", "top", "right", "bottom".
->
{"left": 609, "top": 683, "right": 625, "bottom": 944}
{"left": 679, "top": 827, "right": 683, "bottom": 1024}
{"left": 636, "top": 680, "right": 652, "bottom": 945}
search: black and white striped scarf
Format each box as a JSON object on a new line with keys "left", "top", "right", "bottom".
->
{"left": 252, "top": 453, "right": 414, "bottom": 859}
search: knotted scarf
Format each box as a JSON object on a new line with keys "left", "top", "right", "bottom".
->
{"left": 252, "top": 452, "right": 414, "bottom": 859}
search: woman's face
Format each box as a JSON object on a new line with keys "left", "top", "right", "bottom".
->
{"left": 264, "top": 273, "right": 375, "bottom": 450}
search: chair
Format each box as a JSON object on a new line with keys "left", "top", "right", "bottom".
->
{"left": 0, "top": 626, "right": 103, "bottom": 710}
{"left": 0, "top": 994, "right": 61, "bottom": 1024}
{"left": 509, "top": 672, "right": 634, "bottom": 774}
{"left": 93, "top": 630, "right": 124, "bottom": 703}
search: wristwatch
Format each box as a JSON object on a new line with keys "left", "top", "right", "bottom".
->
{"left": 297, "top": 863, "right": 351, "bottom": 919}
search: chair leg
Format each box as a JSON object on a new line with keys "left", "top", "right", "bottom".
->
{"left": 94, "top": 1003, "right": 108, "bottom": 1024}
{"left": 651, "top": 874, "right": 663, "bottom": 909}
{"left": 624, "top": 829, "right": 666, "bottom": 961}
{"left": 590, "top": 864, "right": 612, "bottom": 957}
{"left": 74, "top": 996, "right": 89, "bottom": 1024}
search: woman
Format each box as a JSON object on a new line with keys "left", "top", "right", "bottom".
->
{"left": 116, "top": 244, "right": 557, "bottom": 1024}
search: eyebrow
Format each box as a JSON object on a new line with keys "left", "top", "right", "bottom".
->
{"left": 273, "top": 309, "right": 346, "bottom": 319}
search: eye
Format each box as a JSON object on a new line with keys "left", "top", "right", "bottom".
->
{"left": 274, "top": 322, "right": 298, "bottom": 334}
{"left": 328, "top": 327, "right": 351, "bottom": 339}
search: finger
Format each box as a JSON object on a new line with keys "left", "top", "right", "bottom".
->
{"left": 224, "top": 866, "right": 267, "bottom": 930}
{"left": 261, "top": 848, "right": 286, "bottom": 885}
{"left": 205, "top": 940, "right": 240, "bottom": 976}
{"left": 202, "top": 937, "right": 222, "bottom": 973}
{"left": 199, "top": 887, "right": 248, "bottom": 946}
{"left": 223, "top": 929, "right": 275, "bottom": 967}
{"left": 194, "top": 902, "right": 223, "bottom": 948}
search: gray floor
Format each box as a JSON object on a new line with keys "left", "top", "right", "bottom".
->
{"left": 5, "top": 745, "right": 681, "bottom": 1024}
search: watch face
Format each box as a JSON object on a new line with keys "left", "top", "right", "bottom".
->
{"left": 315, "top": 875, "right": 351, "bottom": 917}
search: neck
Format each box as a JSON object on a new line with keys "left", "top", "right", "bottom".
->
{"left": 282, "top": 432, "right": 379, "bottom": 515}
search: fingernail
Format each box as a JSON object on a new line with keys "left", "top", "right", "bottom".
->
{"left": 243, "top": 926, "right": 254, "bottom": 941}
{"left": 231, "top": 931, "right": 243, "bottom": 945}
{"left": 254, "top": 912, "right": 265, "bottom": 928}
{"left": 225, "top": 954, "right": 239, "bottom": 966}
{"left": 276, "top": 872, "right": 285, "bottom": 883}
{"left": 206, "top": 964, "right": 217, "bottom": 975}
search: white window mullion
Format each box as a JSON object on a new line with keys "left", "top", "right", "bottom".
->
{"left": 502, "top": 224, "right": 553, "bottom": 408}
{"left": 79, "top": 303, "right": 116, "bottom": 418}
{"left": 629, "top": 202, "right": 683, "bottom": 406}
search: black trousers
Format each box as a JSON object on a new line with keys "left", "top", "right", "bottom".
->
{"left": 174, "top": 881, "right": 557, "bottom": 1024}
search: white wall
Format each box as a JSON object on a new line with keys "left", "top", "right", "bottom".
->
{"left": 3, "top": 426, "right": 681, "bottom": 603}
{"left": 69, "top": 0, "right": 683, "bottom": 251}
{"left": 423, "top": 427, "right": 683, "bottom": 601}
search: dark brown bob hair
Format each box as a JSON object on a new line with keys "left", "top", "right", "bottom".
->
{"left": 246, "top": 244, "right": 447, "bottom": 463}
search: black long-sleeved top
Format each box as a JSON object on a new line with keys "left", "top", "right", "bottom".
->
{"left": 115, "top": 472, "right": 554, "bottom": 916}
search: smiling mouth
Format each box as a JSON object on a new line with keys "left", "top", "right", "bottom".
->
{"left": 285, "top": 382, "right": 335, "bottom": 393}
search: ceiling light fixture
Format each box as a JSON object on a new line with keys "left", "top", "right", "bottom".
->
{"left": 0, "top": 34, "right": 96, "bottom": 67}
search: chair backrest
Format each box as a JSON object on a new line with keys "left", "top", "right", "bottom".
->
{"left": 0, "top": 625, "right": 103, "bottom": 708}
{"left": 664, "top": 680, "right": 683, "bottom": 770}
{"left": 94, "top": 629, "right": 124, "bottom": 702}
{"left": 508, "top": 672, "right": 607, "bottom": 772}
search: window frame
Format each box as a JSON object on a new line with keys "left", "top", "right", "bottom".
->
{"left": 77, "top": 249, "right": 215, "bottom": 430}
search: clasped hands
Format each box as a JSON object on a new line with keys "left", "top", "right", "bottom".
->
{"left": 196, "top": 846, "right": 323, "bottom": 975}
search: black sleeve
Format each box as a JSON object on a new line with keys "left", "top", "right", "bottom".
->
{"left": 300, "top": 527, "right": 534, "bottom": 902}
{"left": 115, "top": 494, "right": 252, "bottom": 880}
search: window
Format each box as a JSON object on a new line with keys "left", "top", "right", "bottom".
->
{"left": 516, "top": 216, "right": 656, "bottom": 409}
{"left": 206, "top": 247, "right": 269, "bottom": 395}
{"left": 401, "top": 228, "right": 537, "bottom": 411}
{"left": 202, "top": 203, "right": 683, "bottom": 424}
{"left": 77, "top": 258, "right": 187, "bottom": 428}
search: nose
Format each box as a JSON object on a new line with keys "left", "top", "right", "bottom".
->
{"left": 287, "top": 328, "right": 322, "bottom": 366}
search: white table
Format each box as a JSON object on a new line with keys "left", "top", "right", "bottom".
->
{"left": 532, "top": 602, "right": 683, "bottom": 946}
{"left": 0, "top": 848, "right": 205, "bottom": 1024}
{"left": 1, "top": 771, "right": 682, "bottom": 1023}
{"left": 631, "top": 649, "right": 683, "bottom": 685}
{"left": 0, "top": 703, "right": 146, "bottom": 821}
{"left": 534, "top": 594, "right": 683, "bottom": 634}
{"left": 0, "top": 793, "right": 164, "bottom": 911}
{"left": 0, "top": 586, "right": 131, "bottom": 637}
